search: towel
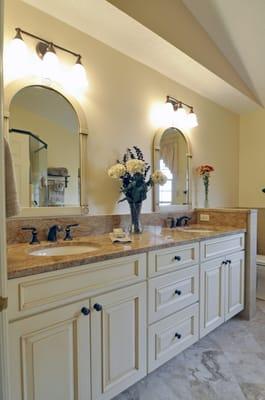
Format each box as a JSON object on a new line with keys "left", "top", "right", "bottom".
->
{"left": 48, "top": 167, "right": 69, "bottom": 177}
{"left": 4, "top": 138, "right": 20, "bottom": 217}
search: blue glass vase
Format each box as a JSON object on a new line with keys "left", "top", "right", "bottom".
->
{"left": 128, "top": 201, "right": 143, "bottom": 234}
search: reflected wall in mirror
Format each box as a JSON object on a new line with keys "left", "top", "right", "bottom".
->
{"left": 153, "top": 127, "right": 191, "bottom": 211}
{"left": 9, "top": 85, "right": 80, "bottom": 208}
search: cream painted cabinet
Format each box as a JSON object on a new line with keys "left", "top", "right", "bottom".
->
{"left": 8, "top": 234, "right": 246, "bottom": 400}
{"left": 200, "top": 257, "right": 226, "bottom": 338}
{"left": 200, "top": 251, "right": 245, "bottom": 338}
{"left": 9, "top": 299, "right": 91, "bottom": 400}
{"left": 225, "top": 252, "right": 245, "bottom": 320}
{"left": 9, "top": 283, "right": 147, "bottom": 400}
{"left": 91, "top": 282, "right": 147, "bottom": 400}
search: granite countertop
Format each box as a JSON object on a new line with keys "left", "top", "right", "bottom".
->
{"left": 7, "top": 225, "right": 246, "bottom": 279}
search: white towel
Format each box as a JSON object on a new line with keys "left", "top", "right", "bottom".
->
{"left": 4, "top": 138, "right": 20, "bottom": 217}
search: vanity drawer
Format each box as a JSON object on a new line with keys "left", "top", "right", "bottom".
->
{"left": 200, "top": 234, "right": 245, "bottom": 262}
{"left": 8, "top": 253, "right": 146, "bottom": 320}
{"left": 148, "top": 303, "right": 199, "bottom": 372}
{"left": 148, "top": 265, "right": 199, "bottom": 323}
{"left": 148, "top": 242, "right": 199, "bottom": 277}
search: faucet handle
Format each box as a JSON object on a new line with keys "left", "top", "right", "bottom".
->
{"left": 184, "top": 216, "right": 192, "bottom": 225}
{"left": 166, "top": 217, "right": 175, "bottom": 228}
{"left": 175, "top": 216, "right": 192, "bottom": 227}
{"left": 64, "top": 224, "right": 79, "bottom": 241}
{"left": 21, "top": 227, "right": 40, "bottom": 244}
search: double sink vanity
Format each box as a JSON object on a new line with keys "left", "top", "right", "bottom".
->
{"left": 7, "top": 223, "right": 246, "bottom": 400}
{"left": 3, "top": 37, "right": 257, "bottom": 400}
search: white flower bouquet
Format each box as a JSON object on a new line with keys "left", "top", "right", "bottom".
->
{"left": 108, "top": 146, "right": 167, "bottom": 232}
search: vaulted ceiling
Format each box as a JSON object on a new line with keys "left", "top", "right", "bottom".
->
{"left": 21, "top": 0, "right": 264, "bottom": 114}
{"left": 183, "top": 0, "right": 265, "bottom": 106}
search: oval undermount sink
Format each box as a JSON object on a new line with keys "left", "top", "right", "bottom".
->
{"left": 29, "top": 244, "right": 99, "bottom": 257}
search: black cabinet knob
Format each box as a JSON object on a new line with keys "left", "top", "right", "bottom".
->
{"left": 81, "top": 307, "right": 90, "bottom": 316}
{"left": 227, "top": 259, "right": 231, "bottom": 264}
{"left": 175, "top": 289, "right": 182, "bottom": 296}
{"left": 174, "top": 256, "right": 181, "bottom": 261}
{"left": 222, "top": 260, "right": 227, "bottom": 265}
{"left": 175, "top": 332, "right": 182, "bottom": 339}
{"left": 94, "top": 303, "right": 103, "bottom": 312}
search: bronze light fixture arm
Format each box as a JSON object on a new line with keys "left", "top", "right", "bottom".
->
{"left": 15, "top": 27, "right": 81, "bottom": 58}
{"left": 166, "top": 95, "right": 193, "bottom": 111}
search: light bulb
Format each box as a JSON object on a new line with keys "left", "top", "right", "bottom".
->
{"left": 70, "top": 56, "right": 88, "bottom": 89}
{"left": 42, "top": 43, "right": 59, "bottom": 80}
{"left": 10, "top": 37, "right": 28, "bottom": 57}
{"left": 150, "top": 101, "right": 174, "bottom": 128}
{"left": 187, "top": 109, "right": 198, "bottom": 128}
{"left": 5, "top": 28, "right": 29, "bottom": 79}
{"left": 160, "top": 101, "right": 174, "bottom": 127}
{"left": 173, "top": 103, "right": 188, "bottom": 128}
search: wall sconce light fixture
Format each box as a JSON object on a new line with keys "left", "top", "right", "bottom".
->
{"left": 9, "top": 27, "right": 28, "bottom": 59}
{"left": 10, "top": 27, "right": 87, "bottom": 87}
{"left": 165, "top": 95, "right": 198, "bottom": 129}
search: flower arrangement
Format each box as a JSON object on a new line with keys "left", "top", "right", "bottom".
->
{"left": 108, "top": 146, "right": 167, "bottom": 232}
{"left": 196, "top": 164, "right": 215, "bottom": 208}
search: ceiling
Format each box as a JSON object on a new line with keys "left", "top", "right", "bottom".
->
{"left": 183, "top": 0, "right": 265, "bottom": 106}
{"left": 21, "top": 0, "right": 263, "bottom": 114}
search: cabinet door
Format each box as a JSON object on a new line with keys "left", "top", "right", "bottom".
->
{"left": 9, "top": 299, "right": 91, "bottom": 400}
{"left": 200, "top": 257, "right": 225, "bottom": 338}
{"left": 225, "top": 251, "right": 245, "bottom": 320}
{"left": 91, "top": 282, "right": 147, "bottom": 400}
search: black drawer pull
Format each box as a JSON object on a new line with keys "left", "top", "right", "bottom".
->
{"left": 222, "top": 260, "right": 227, "bottom": 265}
{"left": 226, "top": 259, "right": 231, "bottom": 264}
{"left": 174, "top": 289, "right": 182, "bottom": 296}
{"left": 81, "top": 307, "right": 90, "bottom": 316}
{"left": 174, "top": 256, "right": 181, "bottom": 261}
{"left": 175, "top": 332, "right": 182, "bottom": 339}
{"left": 93, "top": 303, "right": 103, "bottom": 312}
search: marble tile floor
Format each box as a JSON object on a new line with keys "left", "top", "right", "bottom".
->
{"left": 115, "top": 300, "right": 265, "bottom": 400}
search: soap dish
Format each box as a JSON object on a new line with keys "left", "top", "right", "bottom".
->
{"left": 109, "top": 233, "right": 132, "bottom": 243}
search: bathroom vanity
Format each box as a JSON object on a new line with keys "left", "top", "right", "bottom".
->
{"left": 7, "top": 227, "right": 245, "bottom": 400}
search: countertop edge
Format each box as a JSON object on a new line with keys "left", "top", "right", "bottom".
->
{"left": 8, "top": 228, "right": 246, "bottom": 280}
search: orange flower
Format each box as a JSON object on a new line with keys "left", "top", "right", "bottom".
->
{"left": 197, "top": 164, "right": 214, "bottom": 175}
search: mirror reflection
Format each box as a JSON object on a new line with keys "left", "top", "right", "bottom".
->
{"left": 9, "top": 85, "right": 80, "bottom": 208}
{"left": 154, "top": 127, "right": 190, "bottom": 208}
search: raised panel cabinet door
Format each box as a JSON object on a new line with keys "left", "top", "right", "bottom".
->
{"left": 200, "top": 258, "right": 225, "bottom": 338}
{"left": 9, "top": 300, "right": 91, "bottom": 400}
{"left": 225, "top": 251, "right": 245, "bottom": 321}
{"left": 91, "top": 282, "right": 147, "bottom": 400}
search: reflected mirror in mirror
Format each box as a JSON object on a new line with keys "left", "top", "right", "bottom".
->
{"left": 9, "top": 86, "right": 80, "bottom": 208}
{"left": 154, "top": 127, "right": 191, "bottom": 209}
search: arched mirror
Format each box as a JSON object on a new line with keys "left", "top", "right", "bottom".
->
{"left": 5, "top": 82, "right": 89, "bottom": 215}
{"left": 153, "top": 127, "right": 192, "bottom": 211}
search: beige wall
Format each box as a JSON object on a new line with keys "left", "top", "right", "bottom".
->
{"left": 239, "top": 109, "right": 265, "bottom": 208}
{"left": 4, "top": 0, "right": 239, "bottom": 215}
{"left": 239, "top": 109, "right": 265, "bottom": 254}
